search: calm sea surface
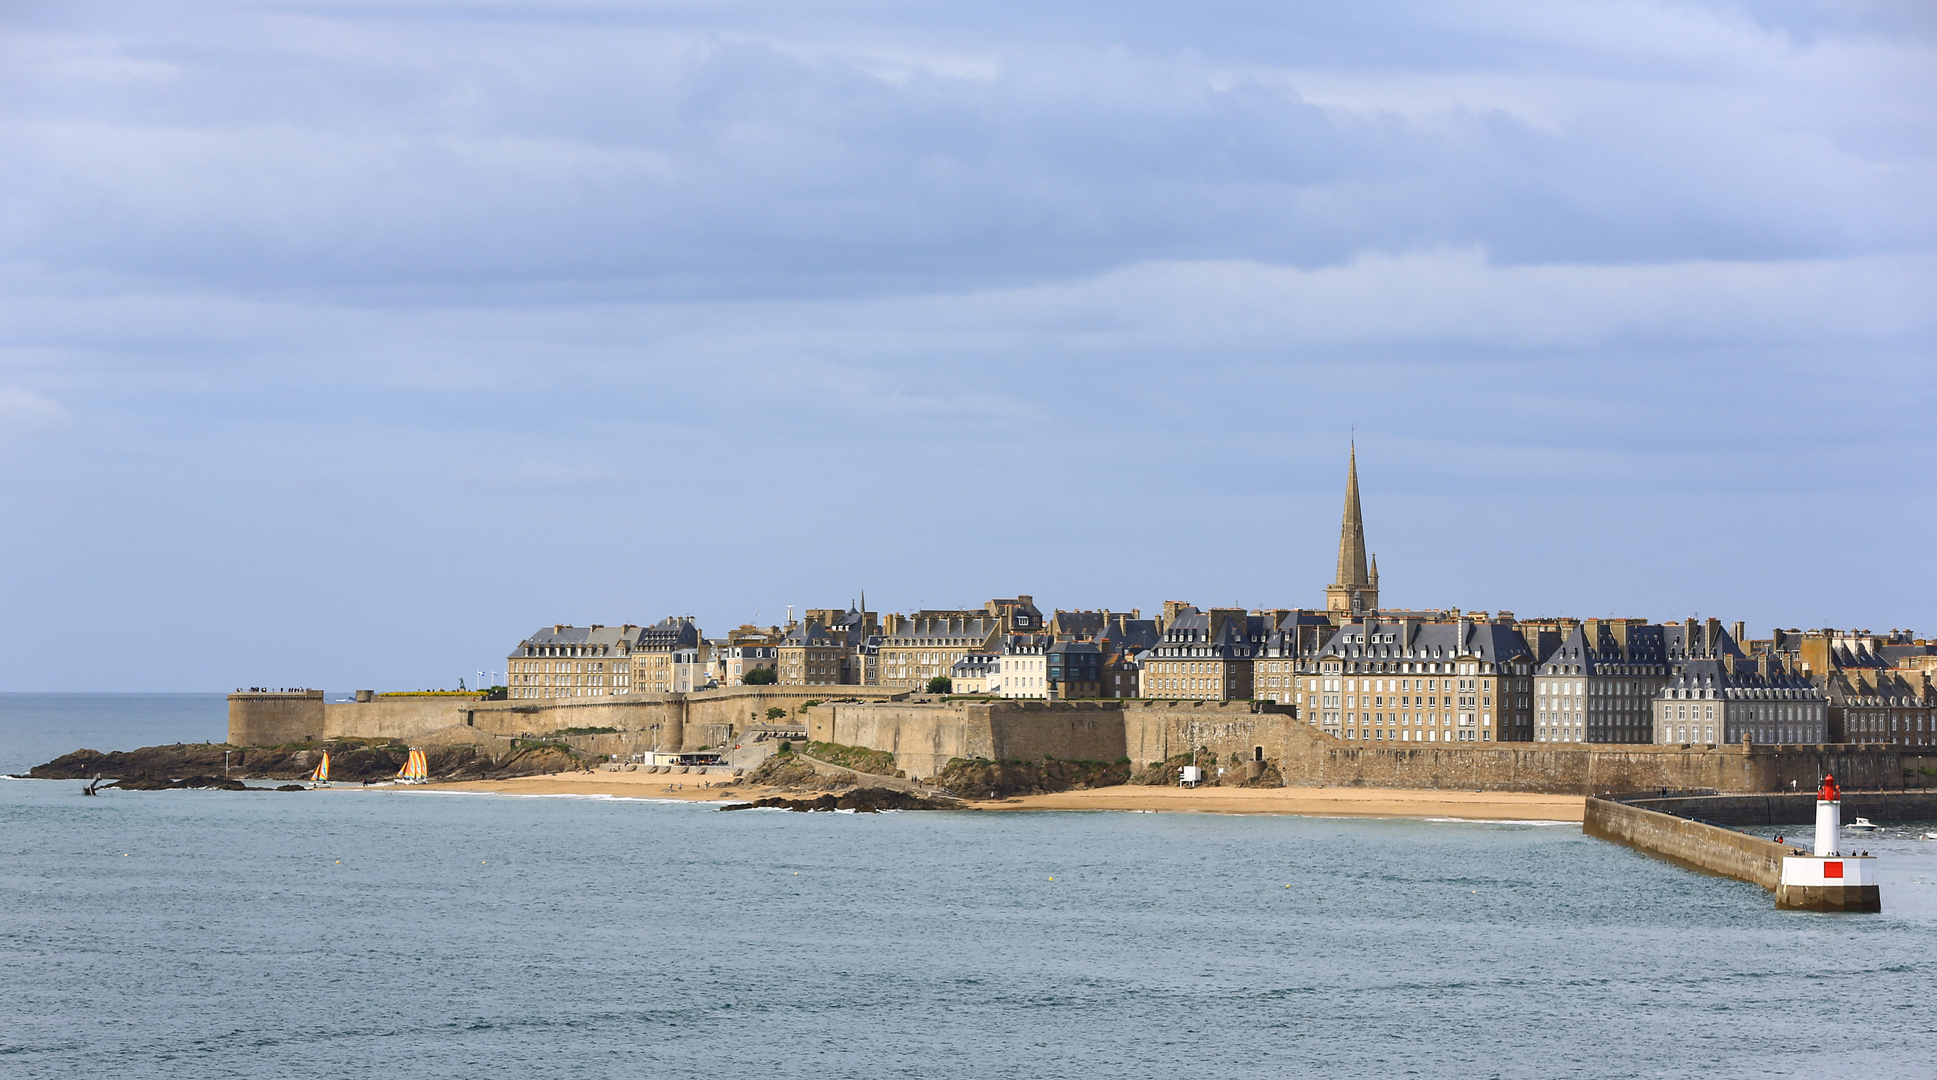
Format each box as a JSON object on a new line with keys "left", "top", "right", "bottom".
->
{"left": 4, "top": 695, "right": 1936, "bottom": 1079}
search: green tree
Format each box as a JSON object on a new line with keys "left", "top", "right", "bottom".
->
{"left": 926, "top": 676, "right": 952, "bottom": 694}
{"left": 765, "top": 706, "right": 787, "bottom": 722}
{"left": 743, "top": 666, "right": 778, "bottom": 685}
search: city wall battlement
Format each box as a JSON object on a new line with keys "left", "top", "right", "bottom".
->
{"left": 814, "top": 700, "right": 1937, "bottom": 795}
{"left": 230, "top": 691, "right": 1937, "bottom": 795}
{"left": 227, "top": 686, "right": 909, "bottom": 751}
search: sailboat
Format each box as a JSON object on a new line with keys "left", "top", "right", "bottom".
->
{"left": 396, "top": 748, "right": 429, "bottom": 784}
{"left": 307, "top": 752, "right": 331, "bottom": 789}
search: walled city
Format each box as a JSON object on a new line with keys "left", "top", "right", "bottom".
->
{"left": 231, "top": 450, "right": 1937, "bottom": 795}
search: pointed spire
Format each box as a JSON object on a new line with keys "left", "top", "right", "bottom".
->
{"left": 1336, "top": 444, "right": 1370, "bottom": 588}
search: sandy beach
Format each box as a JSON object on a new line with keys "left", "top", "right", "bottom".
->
{"left": 977, "top": 785, "right": 1583, "bottom": 821}
{"left": 421, "top": 770, "right": 1583, "bottom": 821}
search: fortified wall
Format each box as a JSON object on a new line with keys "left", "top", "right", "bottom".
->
{"left": 228, "top": 687, "right": 909, "bottom": 751}
{"left": 810, "top": 699, "right": 1937, "bottom": 795}
{"left": 230, "top": 691, "right": 1937, "bottom": 795}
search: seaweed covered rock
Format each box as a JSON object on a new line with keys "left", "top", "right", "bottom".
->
{"left": 30, "top": 739, "right": 590, "bottom": 784}
{"left": 719, "top": 787, "right": 953, "bottom": 813}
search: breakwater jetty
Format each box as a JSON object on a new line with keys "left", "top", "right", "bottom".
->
{"left": 1585, "top": 797, "right": 1788, "bottom": 890}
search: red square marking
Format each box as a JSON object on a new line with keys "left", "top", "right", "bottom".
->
{"left": 1824, "top": 861, "right": 1844, "bottom": 879}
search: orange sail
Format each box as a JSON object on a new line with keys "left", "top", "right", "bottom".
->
{"left": 397, "top": 748, "right": 428, "bottom": 782}
{"left": 309, "top": 752, "right": 330, "bottom": 783}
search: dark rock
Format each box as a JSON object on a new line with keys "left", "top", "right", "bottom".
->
{"left": 719, "top": 787, "right": 955, "bottom": 813}
{"left": 111, "top": 774, "right": 175, "bottom": 791}
{"left": 935, "top": 756, "right": 1131, "bottom": 798}
{"left": 27, "top": 739, "right": 584, "bottom": 785}
{"left": 276, "top": 784, "right": 306, "bottom": 791}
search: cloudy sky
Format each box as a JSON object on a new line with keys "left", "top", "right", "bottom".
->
{"left": 2, "top": 0, "right": 1932, "bottom": 691}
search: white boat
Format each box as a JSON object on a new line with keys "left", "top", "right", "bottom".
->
{"left": 307, "top": 752, "right": 331, "bottom": 789}
{"left": 1919, "top": 832, "right": 1937, "bottom": 842}
{"left": 395, "top": 748, "right": 428, "bottom": 784}
{"left": 1845, "top": 816, "right": 1883, "bottom": 833}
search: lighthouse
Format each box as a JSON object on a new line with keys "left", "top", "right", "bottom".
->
{"left": 1776, "top": 774, "right": 1880, "bottom": 912}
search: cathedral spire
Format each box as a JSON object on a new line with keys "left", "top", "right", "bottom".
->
{"left": 1336, "top": 444, "right": 1370, "bottom": 588}
{"left": 1325, "top": 444, "right": 1379, "bottom": 617}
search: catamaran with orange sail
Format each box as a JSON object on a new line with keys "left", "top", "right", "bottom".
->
{"left": 396, "top": 748, "right": 428, "bottom": 784}
{"left": 307, "top": 752, "right": 331, "bottom": 789}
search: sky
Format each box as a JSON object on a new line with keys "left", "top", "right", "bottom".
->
{"left": 1, "top": 0, "right": 1933, "bottom": 692}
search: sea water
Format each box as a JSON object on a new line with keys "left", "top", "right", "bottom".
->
{"left": 4, "top": 697, "right": 1936, "bottom": 1079}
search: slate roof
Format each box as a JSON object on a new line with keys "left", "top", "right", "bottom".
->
{"left": 780, "top": 619, "right": 854, "bottom": 648}
{"left": 513, "top": 623, "right": 651, "bottom": 654}
{"left": 1538, "top": 624, "right": 1670, "bottom": 675}
{"left": 1659, "top": 657, "right": 1822, "bottom": 701}
{"left": 1319, "top": 618, "right": 1534, "bottom": 666}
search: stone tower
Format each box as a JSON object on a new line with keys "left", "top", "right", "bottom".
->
{"left": 1325, "top": 445, "right": 1379, "bottom": 618}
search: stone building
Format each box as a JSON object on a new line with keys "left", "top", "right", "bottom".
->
{"left": 1652, "top": 653, "right": 1827, "bottom": 746}
{"left": 776, "top": 620, "right": 854, "bottom": 687}
{"left": 507, "top": 622, "right": 662, "bottom": 699}
{"left": 1774, "top": 628, "right": 1936, "bottom": 745}
{"left": 1253, "top": 610, "right": 1335, "bottom": 711}
{"left": 1139, "top": 607, "right": 1269, "bottom": 701}
{"left": 1046, "top": 639, "right": 1103, "bottom": 699}
{"left": 949, "top": 653, "right": 999, "bottom": 694}
{"left": 997, "top": 636, "right": 1049, "bottom": 699}
{"left": 628, "top": 616, "right": 703, "bottom": 694}
{"left": 1305, "top": 616, "right": 1536, "bottom": 743}
{"left": 1533, "top": 619, "right": 1673, "bottom": 745}
{"left": 671, "top": 645, "right": 713, "bottom": 693}
{"left": 877, "top": 614, "right": 1004, "bottom": 689}
{"left": 1097, "top": 614, "right": 1161, "bottom": 699}
{"left": 776, "top": 606, "right": 873, "bottom": 686}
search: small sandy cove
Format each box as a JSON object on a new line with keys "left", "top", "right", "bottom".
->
{"left": 424, "top": 770, "right": 1583, "bottom": 822}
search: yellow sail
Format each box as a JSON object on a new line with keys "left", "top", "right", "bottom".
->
{"left": 397, "top": 748, "right": 428, "bottom": 782}
{"left": 310, "top": 752, "right": 330, "bottom": 783}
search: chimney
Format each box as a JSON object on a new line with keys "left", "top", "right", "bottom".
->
{"left": 1733, "top": 620, "right": 1747, "bottom": 646}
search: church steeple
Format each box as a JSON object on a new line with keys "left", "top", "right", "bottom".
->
{"left": 1325, "top": 444, "right": 1379, "bottom": 618}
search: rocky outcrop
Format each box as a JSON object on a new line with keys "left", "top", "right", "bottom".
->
{"left": 933, "top": 756, "right": 1131, "bottom": 799}
{"left": 745, "top": 753, "right": 856, "bottom": 791}
{"left": 28, "top": 739, "right": 592, "bottom": 784}
{"left": 719, "top": 788, "right": 955, "bottom": 813}
{"left": 1130, "top": 752, "right": 1284, "bottom": 787}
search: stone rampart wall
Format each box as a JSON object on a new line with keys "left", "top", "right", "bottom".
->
{"left": 988, "top": 701, "right": 1129, "bottom": 764}
{"left": 230, "top": 685, "right": 907, "bottom": 750}
{"left": 810, "top": 702, "right": 993, "bottom": 780}
{"left": 809, "top": 701, "right": 1932, "bottom": 796}
{"left": 322, "top": 698, "right": 479, "bottom": 740}
{"left": 227, "top": 692, "right": 325, "bottom": 746}
{"left": 1119, "top": 701, "right": 1307, "bottom": 772}
{"left": 1583, "top": 797, "right": 1785, "bottom": 890}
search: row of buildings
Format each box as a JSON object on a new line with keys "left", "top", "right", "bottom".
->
{"left": 500, "top": 449, "right": 1936, "bottom": 749}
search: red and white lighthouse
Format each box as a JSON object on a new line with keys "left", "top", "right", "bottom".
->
{"left": 1777, "top": 774, "right": 1880, "bottom": 912}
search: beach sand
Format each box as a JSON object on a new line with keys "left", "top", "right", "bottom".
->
{"left": 421, "top": 770, "right": 1583, "bottom": 821}
{"left": 428, "top": 769, "right": 750, "bottom": 802}
{"left": 976, "top": 785, "right": 1583, "bottom": 821}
